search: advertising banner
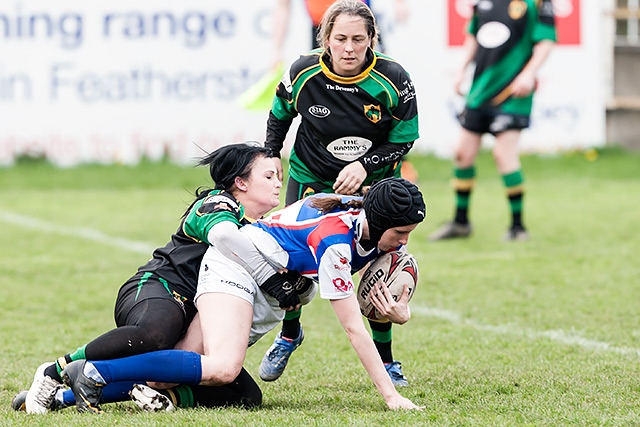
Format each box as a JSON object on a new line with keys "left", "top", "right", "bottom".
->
{"left": 0, "top": 0, "right": 605, "bottom": 166}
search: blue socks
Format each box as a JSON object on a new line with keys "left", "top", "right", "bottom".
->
{"left": 62, "top": 381, "right": 136, "bottom": 406}
{"left": 90, "top": 350, "right": 202, "bottom": 386}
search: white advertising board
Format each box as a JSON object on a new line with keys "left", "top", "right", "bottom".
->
{"left": 0, "top": 0, "right": 605, "bottom": 166}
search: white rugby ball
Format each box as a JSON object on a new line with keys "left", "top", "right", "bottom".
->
{"left": 357, "top": 251, "right": 419, "bottom": 322}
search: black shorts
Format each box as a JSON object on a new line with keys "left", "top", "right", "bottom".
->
{"left": 285, "top": 177, "right": 331, "bottom": 205}
{"left": 114, "top": 272, "right": 197, "bottom": 336}
{"left": 458, "top": 107, "right": 530, "bottom": 135}
{"left": 285, "top": 176, "right": 375, "bottom": 205}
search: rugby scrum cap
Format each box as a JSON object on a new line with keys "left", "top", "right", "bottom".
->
{"left": 363, "top": 177, "right": 426, "bottom": 246}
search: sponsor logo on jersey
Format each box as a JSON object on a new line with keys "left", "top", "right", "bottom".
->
{"left": 477, "top": 0, "right": 493, "bottom": 12}
{"left": 508, "top": 0, "right": 527, "bottom": 20}
{"left": 363, "top": 104, "right": 382, "bottom": 123}
{"left": 326, "top": 83, "right": 359, "bottom": 93}
{"left": 399, "top": 80, "right": 416, "bottom": 103}
{"left": 203, "top": 194, "right": 238, "bottom": 208}
{"left": 201, "top": 194, "right": 239, "bottom": 215}
{"left": 327, "top": 137, "right": 373, "bottom": 161}
{"left": 309, "top": 105, "right": 331, "bottom": 118}
{"left": 332, "top": 277, "right": 353, "bottom": 292}
{"left": 333, "top": 256, "right": 351, "bottom": 271}
{"left": 476, "top": 21, "right": 511, "bottom": 48}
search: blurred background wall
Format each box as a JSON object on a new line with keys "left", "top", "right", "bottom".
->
{"left": 0, "top": 0, "right": 635, "bottom": 166}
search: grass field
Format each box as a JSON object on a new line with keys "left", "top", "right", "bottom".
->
{"left": 1, "top": 148, "right": 639, "bottom": 426}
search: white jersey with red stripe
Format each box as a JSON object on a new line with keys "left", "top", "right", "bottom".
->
{"left": 247, "top": 194, "right": 388, "bottom": 300}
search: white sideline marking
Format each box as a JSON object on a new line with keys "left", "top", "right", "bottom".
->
{"left": 0, "top": 211, "right": 155, "bottom": 255}
{"left": 3, "top": 211, "right": 637, "bottom": 357}
{"left": 413, "top": 306, "right": 640, "bottom": 358}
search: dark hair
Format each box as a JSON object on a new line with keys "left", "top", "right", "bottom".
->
{"left": 196, "top": 142, "right": 272, "bottom": 191}
{"left": 317, "top": 0, "right": 379, "bottom": 50}
{"left": 183, "top": 142, "right": 273, "bottom": 217}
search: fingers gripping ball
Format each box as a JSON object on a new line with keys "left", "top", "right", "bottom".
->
{"left": 357, "top": 251, "right": 419, "bottom": 322}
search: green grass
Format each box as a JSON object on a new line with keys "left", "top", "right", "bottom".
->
{"left": 1, "top": 148, "right": 640, "bottom": 426}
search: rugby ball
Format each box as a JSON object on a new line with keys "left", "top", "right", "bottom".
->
{"left": 357, "top": 251, "right": 419, "bottom": 322}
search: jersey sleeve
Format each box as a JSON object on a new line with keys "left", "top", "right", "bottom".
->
{"left": 266, "top": 61, "right": 301, "bottom": 155}
{"left": 307, "top": 216, "right": 357, "bottom": 299}
{"left": 317, "top": 243, "right": 356, "bottom": 300}
{"left": 265, "top": 111, "right": 293, "bottom": 157}
{"left": 356, "top": 59, "right": 418, "bottom": 174}
{"left": 269, "top": 61, "right": 299, "bottom": 121}
{"left": 467, "top": 9, "right": 479, "bottom": 36}
{"left": 357, "top": 141, "right": 413, "bottom": 175}
{"left": 182, "top": 193, "right": 243, "bottom": 245}
{"left": 533, "top": 0, "right": 557, "bottom": 43}
{"left": 383, "top": 62, "right": 419, "bottom": 144}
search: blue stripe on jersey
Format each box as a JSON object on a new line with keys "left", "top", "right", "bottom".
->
{"left": 251, "top": 195, "right": 362, "bottom": 276}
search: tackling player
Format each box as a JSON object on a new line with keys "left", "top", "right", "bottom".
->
{"left": 21, "top": 142, "right": 287, "bottom": 413}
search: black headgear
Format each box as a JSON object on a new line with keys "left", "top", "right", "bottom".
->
{"left": 363, "top": 177, "right": 426, "bottom": 248}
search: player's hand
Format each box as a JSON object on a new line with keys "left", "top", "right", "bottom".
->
{"left": 453, "top": 68, "right": 467, "bottom": 96}
{"left": 511, "top": 70, "right": 536, "bottom": 98}
{"left": 333, "top": 162, "right": 366, "bottom": 195}
{"left": 370, "top": 283, "right": 411, "bottom": 324}
{"left": 385, "top": 394, "right": 424, "bottom": 410}
{"left": 272, "top": 157, "right": 284, "bottom": 182}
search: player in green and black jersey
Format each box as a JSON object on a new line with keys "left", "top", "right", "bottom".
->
{"left": 266, "top": 5, "right": 418, "bottom": 203}
{"left": 429, "top": 0, "right": 556, "bottom": 242}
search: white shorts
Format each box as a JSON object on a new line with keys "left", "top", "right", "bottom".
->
{"left": 196, "top": 246, "right": 285, "bottom": 346}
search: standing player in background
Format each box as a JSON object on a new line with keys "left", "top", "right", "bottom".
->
{"left": 269, "top": 0, "right": 418, "bottom": 183}
{"left": 429, "top": 0, "right": 556, "bottom": 242}
{"left": 262, "top": 0, "right": 419, "bottom": 387}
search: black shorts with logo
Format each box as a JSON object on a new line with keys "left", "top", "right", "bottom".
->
{"left": 458, "top": 107, "right": 530, "bottom": 136}
{"left": 114, "top": 272, "right": 197, "bottom": 336}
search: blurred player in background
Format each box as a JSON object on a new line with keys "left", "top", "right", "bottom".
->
{"left": 429, "top": 0, "right": 556, "bottom": 242}
{"left": 20, "top": 143, "right": 287, "bottom": 413}
{"left": 262, "top": 0, "right": 419, "bottom": 387}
